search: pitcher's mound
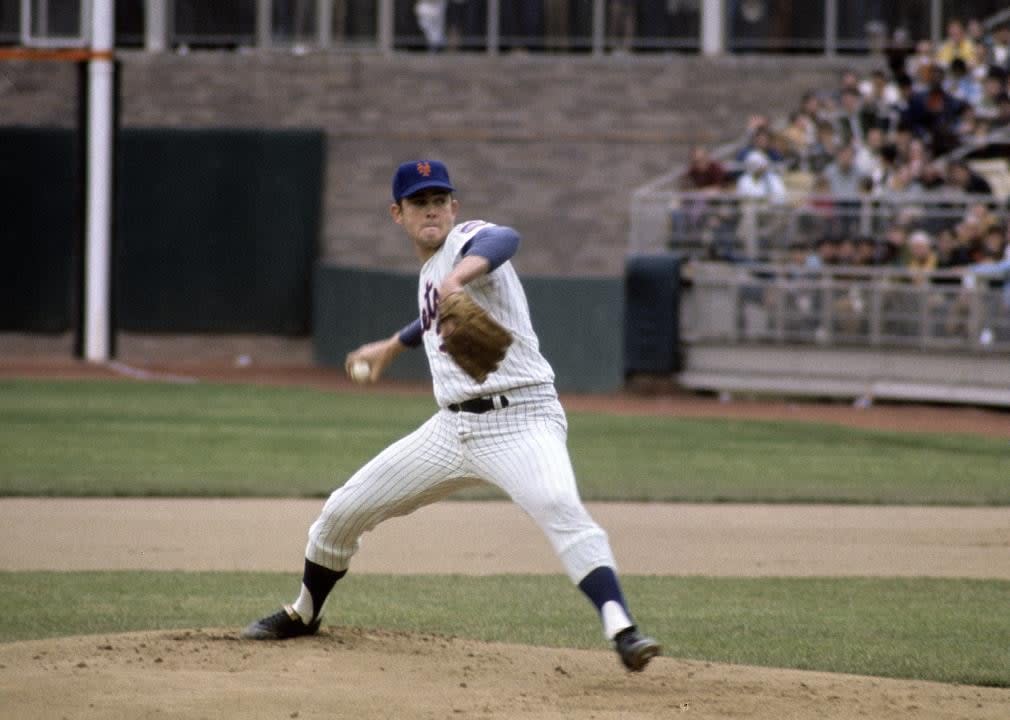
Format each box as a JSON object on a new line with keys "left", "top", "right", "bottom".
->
{"left": 2, "top": 628, "right": 1006, "bottom": 719}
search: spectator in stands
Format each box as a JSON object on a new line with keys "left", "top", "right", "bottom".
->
{"left": 871, "top": 143, "right": 901, "bottom": 195}
{"left": 935, "top": 19, "right": 978, "bottom": 69}
{"left": 799, "top": 90, "right": 823, "bottom": 128}
{"left": 782, "top": 111, "right": 815, "bottom": 168}
{"left": 809, "top": 236, "right": 839, "bottom": 268}
{"left": 965, "top": 231, "right": 1010, "bottom": 315}
{"left": 885, "top": 27, "right": 915, "bottom": 80}
{"left": 735, "top": 117, "right": 785, "bottom": 165}
{"left": 807, "top": 121, "right": 841, "bottom": 173}
{"left": 955, "top": 104, "right": 982, "bottom": 143}
{"left": 905, "top": 78, "right": 964, "bottom": 155}
{"left": 992, "top": 93, "right": 1010, "bottom": 128}
{"left": 822, "top": 144, "right": 862, "bottom": 196}
{"left": 891, "top": 73, "right": 916, "bottom": 128}
{"left": 906, "top": 40, "right": 935, "bottom": 89}
{"left": 966, "top": 18, "right": 986, "bottom": 55}
{"left": 892, "top": 119, "right": 914, "bottom": 161}
{"left": 860, "top": 69, "right": 900, "bottom": 119}
{"left": 986, "top": 24, "right": 1010, "bottom": 70}
{"left": 415, "top": 0, "right": 448, "bottom": 51}
{"left": 881, "top": 224, "right": 909, "bottom": 266}
{"left": 838, "top": 68, "right": 862, "bottom": 99}
{"left": 855, "top": 125, "right": 885, "bottom": 178}
{"left": 835, "top": 87, "right": 875, "bottom": 147}
{"left": 918, "top": 159, "right": 948, "bottom": 191}
{"left": 736, "top": 150, "right": 787, "bottom": 204}
{"left": 977, "top": 67, "right": 1008, "bottom": 120}
{"left": 948, "top": 160, "right": 993, "bottom": 195}
{"left": 835, "top": 236, "right": 857, "bottom": 266}
{"left": 881, "top": 164, "right": 926, "bottom": 199}
{"left": 936, "top": 227, "right": 972, "bottom": 268}
{"left": 853, "top": 236, "right": 878, "bottom": 266}
{"left": 979, "top": 222, "right": 1008, "bottom": 262}
{"left": 904, "top": 136, "right": 930, "bottom": 179}
{"left": 944, "top": 58, "right": 982, "bottom": 105}
{"left": 905, "top": 230, "right": 938, "bottom": 280}
{"left": 679, "top": 146, "right": 727, "bottom": 191}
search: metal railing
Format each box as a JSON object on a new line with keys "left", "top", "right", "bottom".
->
{"left": 682, "top": 262, "right": 1010, "bottom": 353}
{"left": 4, "top": 0, "right": 1005, "bottom": 55}
{"left": 637, "top": 191, "right": 1010, "bottom": 262}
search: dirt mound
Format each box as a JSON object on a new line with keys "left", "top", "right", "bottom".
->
{"left": 2, "top": 628, "right": 1006, "bottom": 720}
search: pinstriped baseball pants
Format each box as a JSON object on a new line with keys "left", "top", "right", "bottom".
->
{"left": 305, "top": 396, "right": 617, "bottom": 584}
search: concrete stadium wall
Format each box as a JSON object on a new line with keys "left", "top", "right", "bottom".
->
{"left": 314, "top": 264, "right": 623, "bottom": 392}
{"left": 4, "top": 51, "right": 867, "bottom": 277}
{"left": 679, "top": 343, "right": 1010, "bottom": 407}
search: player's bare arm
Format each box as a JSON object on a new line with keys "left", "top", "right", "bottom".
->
{"left": 439, "top": 254, "right": 490, "bottom": 299}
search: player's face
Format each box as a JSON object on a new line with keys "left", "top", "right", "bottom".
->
{"left": 391, "top": 189, "right": 459, "bottom": 259}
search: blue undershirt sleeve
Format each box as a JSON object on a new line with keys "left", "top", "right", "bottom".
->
{"left": 460, "top": 226, "right": 520, "bottom": 271}
{"left": 397, "top": 318, "right": 423, "bottom": 348}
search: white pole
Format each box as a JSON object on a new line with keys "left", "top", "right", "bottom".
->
{"left": 824, "top": 0, "right": 837, "bottom": 56}
{"left": 701, "top": 0, "right": 724, "bottom": 56}
{"left": 317, "top": 0, "right": 332, "bottom": 48}
{"left": 487, "top": 0, "right": 499, "bottom": 56}
{"left": 257, "top": 0, "right": 273, "bottom": 49}
{"left": 85, "top": 0, "right": 115, "bottom": 362}
{"left": 591, "top": 0, "right": 604, "bottom": 56}
{"left": 377, "top": 0, "right": 392, "bottom": 55}
{"left": 930, "top": 0, "right": 942, "bottom": 44}
{"left": 145, "top": 0, "right": 168, "bottom": 53}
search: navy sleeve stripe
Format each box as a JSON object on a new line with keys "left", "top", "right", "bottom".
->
{"left": 462, "top": 226, "right": 520, "bottom": 271}
{"left": 398, "top": 318, "right": 423, "bottom": 348}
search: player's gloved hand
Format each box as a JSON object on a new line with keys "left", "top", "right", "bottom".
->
{"left": 437, "top": 292, "right": 513, "bottom": 384}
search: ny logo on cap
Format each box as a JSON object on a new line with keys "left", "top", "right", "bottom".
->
{"left": 416, "top": 162, "right": 432, "bottom": 177}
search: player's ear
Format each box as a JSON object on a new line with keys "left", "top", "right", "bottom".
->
{"left": 450, "top": 196, "right": 460, "bottom": 216}
{"left": 390, "top": 201, "right": 403, "bottom": 225}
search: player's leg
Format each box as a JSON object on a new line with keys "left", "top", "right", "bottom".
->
{"left": 243, "top": 411, "right": 474, "bottom": 639}
{"left": 469, "top": 403, "right": 660, "bottom": 670}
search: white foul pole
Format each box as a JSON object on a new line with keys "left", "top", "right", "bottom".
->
{"left": 84, "top": 0, "right": 115, "bottom": 362}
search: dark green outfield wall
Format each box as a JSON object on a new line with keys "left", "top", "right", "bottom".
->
{"left": 1, "top": 126, "right": 323, "bottom": 335}
{"left": 314, "top": 265, "right": 624, "bottom": 393}
{"left": 0, "top": 128, "right": 79, "bottom": 332}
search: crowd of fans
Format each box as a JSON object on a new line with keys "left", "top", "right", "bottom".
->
{"left": 677, "top": 17, "right": 1010, "bottom": 278}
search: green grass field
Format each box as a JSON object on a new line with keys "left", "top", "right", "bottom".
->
{"left": 2, "top": 378, "right": 1008, "bottom": 688}
{"left": 1, "top": 572, "right": 1007, "bottom": 687}
{"left": 1, "top": 379, "right": 1007, "bottom": 504}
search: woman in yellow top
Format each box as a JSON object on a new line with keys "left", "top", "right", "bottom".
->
{"left": 935, "top": 19, "right": 978, "bottom": 68}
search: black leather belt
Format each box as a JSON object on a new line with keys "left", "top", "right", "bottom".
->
{"left": 448, "top": 396, "right": 509, "bottom": 414}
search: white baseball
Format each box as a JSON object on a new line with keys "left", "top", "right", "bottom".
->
{"left": 350, "top": 360, "right": 371, "bottom": 383}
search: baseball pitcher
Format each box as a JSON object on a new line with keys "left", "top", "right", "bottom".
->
{"left": 242, "top": 159, "right": 660, "bottom": 672}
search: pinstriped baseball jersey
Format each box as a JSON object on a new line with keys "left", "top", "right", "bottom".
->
{"left": 420, "top": 220, "right": 555, "bottom": 407}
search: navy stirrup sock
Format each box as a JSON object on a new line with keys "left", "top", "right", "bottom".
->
{"left": 299, "top": 559, "right": 345, "bottom": 621}
{"left": 578, "top": 566, "right": 630, "bottom": 616}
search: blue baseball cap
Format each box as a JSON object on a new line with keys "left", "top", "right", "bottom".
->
{"left": 392, "top": 160, "right": 455, "bottom": 202}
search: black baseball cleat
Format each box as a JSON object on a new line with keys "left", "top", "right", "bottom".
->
{"left": 241, "top": 606, "right": 321, "bottom": 640}
{"left": 614, "top": 627, "right": 661, "bottom": 672}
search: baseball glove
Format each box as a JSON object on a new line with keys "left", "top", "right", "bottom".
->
{"left": 438, "top": 292, "right": 513, "bottom": 383}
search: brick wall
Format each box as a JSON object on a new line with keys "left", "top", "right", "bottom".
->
{"left": 6, "top": 51, "right": 872, "bottom": 276}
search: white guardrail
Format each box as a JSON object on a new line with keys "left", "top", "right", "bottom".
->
{"left": 681, "top": 262, "right": 1010, "bottom": 354}
{"left": 632, "top": 190, "right": 1009, "bottom": 261}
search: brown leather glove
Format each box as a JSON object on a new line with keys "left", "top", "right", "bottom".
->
{"left": 438, "top": 292, "right": 513, "bottom": 384}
